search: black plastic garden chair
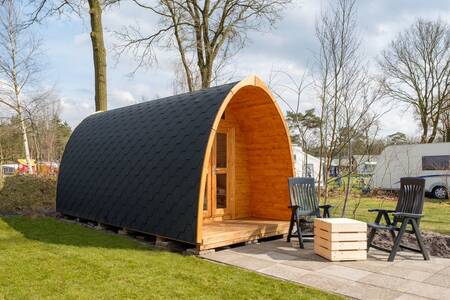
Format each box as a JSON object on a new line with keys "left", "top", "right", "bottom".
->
{"left": 367, "top": 177, "right": 430, "bottom": 261}
{"left": 286, "top": 177, "right": 332, "bottom": 248}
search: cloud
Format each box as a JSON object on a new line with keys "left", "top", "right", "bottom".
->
{"left": 73, "top": 33, "right": 90, "bottom": 46}
{"left": 109, "top": 89, "right": 137, "bottom": 107}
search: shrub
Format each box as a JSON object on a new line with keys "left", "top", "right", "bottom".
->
{"left": 0, "top": 175, "right": 56, "bottom": 215}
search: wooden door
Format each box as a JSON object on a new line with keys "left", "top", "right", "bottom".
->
{"left": 203, "top": 126, "right": 235, "bottom": 220}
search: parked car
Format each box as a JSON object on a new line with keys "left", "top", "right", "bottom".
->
{"left": 371, "top": 142, "right": 449, "bottom": 199}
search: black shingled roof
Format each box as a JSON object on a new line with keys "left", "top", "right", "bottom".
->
{"left": 57, "top": 82, "right": 237, "bottom": 244}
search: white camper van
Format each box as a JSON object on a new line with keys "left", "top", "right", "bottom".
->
{"left": 292, "top": 145, "right": 323, "bottom": 184}
{"left": 372, "top": 143, "right": 450, "bottom": 199}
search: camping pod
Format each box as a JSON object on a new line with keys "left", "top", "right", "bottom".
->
{"left": 57, "top": 75, "right": 295, "bottom": 250}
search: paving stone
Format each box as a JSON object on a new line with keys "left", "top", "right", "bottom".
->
{"left": 424, "top": 274, "right": 450, "bottom": 288}
{"left": 439, "top": 294, "right": 450, "bottom": 300}
{"left": 201, "top": 250, "right": 245, "bottom": 263}
{"left": 430, "top": 258, "right": 450, "bottom": 266}
{"left": 333, "top": 260, "right": 386, "bottom": 273}
{"left": 293, "top": 272, "right": 355, "bottom": 293}
{"left": 358, "top": 273, "right": 410, "bottom": 290}
{"left": 395, "top": 260, "right": 448, "bottom": 273}
{"left": 268, "top": 244, "right": 314, "bottom": 256}
{"left": 439, "top": 267, "right": 450, "bottom": 276}
{"left": 317, "top": 265, "right": 372, "bottom": 281}
{"left": 397, "top": 281, "right": 450, "bottom": 299}
{"left": 278, "top": 249, "right": 327, "bottom": 261}
{"left": 229, "top": 246, "right": 269, "bottom": 255}
{"left": 259, "top": 263, "right": 311, "bottom": 281}
{"left": 227, "top": 255, "right": 276, "bottom": 271}
{"left": 379, "top": 265, "right": 434, "bottom": 281}
{"left": 336, "top": 281, "right": 403, "bottom": 300}
{"left": 281, "top": 258, "right": 329, "bottom": 271}
{"left": 245, "top": 251, "right": 298, "bottom": 263}
{"left": 393, "top": 293, "right": 430, "bottom": 300}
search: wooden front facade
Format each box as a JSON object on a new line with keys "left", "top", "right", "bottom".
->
{"left": 197, "top": 77, "right": 294, "bottom": 250}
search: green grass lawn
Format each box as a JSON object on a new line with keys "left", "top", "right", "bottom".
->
{"left": 0, "top": 217, "right": 341, "bottom": 300}
{"left": 328, "top": 196, "right": 450, "bottom": 235}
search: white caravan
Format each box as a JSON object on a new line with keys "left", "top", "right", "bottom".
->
{"left": 292, "top": 145, "right": 323, "bottom": 184}
{"left": 372, "top": 142, "right": 450, "bottom": 199}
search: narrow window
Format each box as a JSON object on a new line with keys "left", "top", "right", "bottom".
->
{"left": 216, "top": 133, "right": 227, "bottom": 168}
{"left": 216, "top": 174, "right": 227, "bottom": 209}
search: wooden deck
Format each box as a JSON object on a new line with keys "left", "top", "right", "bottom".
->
{"left": 200, "top": 218, "right": 290, "bottom": 250}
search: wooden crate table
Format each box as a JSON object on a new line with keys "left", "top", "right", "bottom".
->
{"left": 314, "top": 218, "right": 367, "bottom": 261}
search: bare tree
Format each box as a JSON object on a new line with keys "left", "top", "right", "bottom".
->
{"left": 29, "top": 0, "right": 111, "bottom": 111}
{"left": 269, "top": 70, "right": 321, "bottom": 177}
{"left": 115, "top": 0, "right": 292, "bottom": 92}
{"left": 23, "top": 90, "right": 61, "bottom": 162}
{"left": 379, "top": 19, "right": 450, "bottom": 143}
{"left": 314, "top": 0, "right": 385, "bottom": 214}
{"left": 439, "top": 96, "right": 450, "bottom": 142}
{"left": 0, "top": 0, "right": 42, "bottom": 174}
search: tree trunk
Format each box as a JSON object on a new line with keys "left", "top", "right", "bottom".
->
{"left": 200, "top": 65, "right": 212, "bottom": 89}
{"left": 0, "top": 142, "right": 4, "bottom": 179}
{"left": 420, "top": 115, "right": 428, "bottom": 143}
{"left": 317, "top": 135, "right": 324, "bottom": 203}
{"left": 17, "top": 107, "right": 33, "bottom": 175}
{"left": 427, "top": 113, "right": 440, "bottom": 143}
{"left": 323, "top": 155, "right": 330, "bottom": 203}
{"left": 88, "top": 0, "right": 107, "bottom": 111}
{"left": 341, "top": 139, "right": 352, "bottom": 217}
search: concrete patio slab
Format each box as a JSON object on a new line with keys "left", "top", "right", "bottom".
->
{"left": 396, "top": 280, "right": 450, "bottom": 299}
{"left": 317, "top": 265, "right": 372, "bottom": 281}
{"left": 336, "top": 281, "right": 403, "bottom": 300}
{"left": 394, "top": 294, "right": 431, "bottom": 300}
{"left": 378, "top": 266, "right": 434, "bottom": 281}
{"left": 359, "top": 272, "right": 411, "bottom": 290}
{"left": 223, "top": 254, "right": 275, "bottom": 271}
{"left": 200, "top": 239, "right": 450, "bottom": 300}
{"left": 292, "top": 272, "right": 355, "bottom": 293}
{"left": 259, "top": 263, "right": 311, "bottom": 281}
{"left": 424, "top": 274, "right": 450, "bottom": 289}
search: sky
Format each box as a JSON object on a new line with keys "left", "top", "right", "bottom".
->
{"left": 35, "top": 0, "right": 450, "bottom": 137}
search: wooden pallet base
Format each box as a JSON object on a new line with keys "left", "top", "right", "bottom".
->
{"left": 200, "top": 218, "right": 290, "bottom": 250}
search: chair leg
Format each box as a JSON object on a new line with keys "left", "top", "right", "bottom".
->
{"left": 411, "top": 219, "right": 430, "bottom": 261}
{"left": 388, "top": 219, "right": 408, "bottom": 262}
{"left": 382, "top": 212, "right": 397, "bottom": 241}
{"left": 287, "top": 212, "right": 295, "bottom": 243}
{"left": 367, "top": 227, "right": 377, "bottom": 251}
{"left": 367, "top": 211, "right": 384, "bottom": 251}
{"left": 295, "top": 218, "right": 304, "bottom": 249}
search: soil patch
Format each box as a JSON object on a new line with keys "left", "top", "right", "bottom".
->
{"left": 373, "top": 230, "right": 450, "bottom": 258}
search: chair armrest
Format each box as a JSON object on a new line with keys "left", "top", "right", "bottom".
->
{"left": 368, "top": 208, "right": 395, "bottom": 213}
{"left": 288, "top": 205, "right": 299, "bottom": 209}
{"left": 319, "top": 205, "right": 333, "bottom": 218}
{"left": 319, "top": 205, "right": 334, "bottom": 209}
{"left": 392, "top": 212, "right": 423, "bottom": 219}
